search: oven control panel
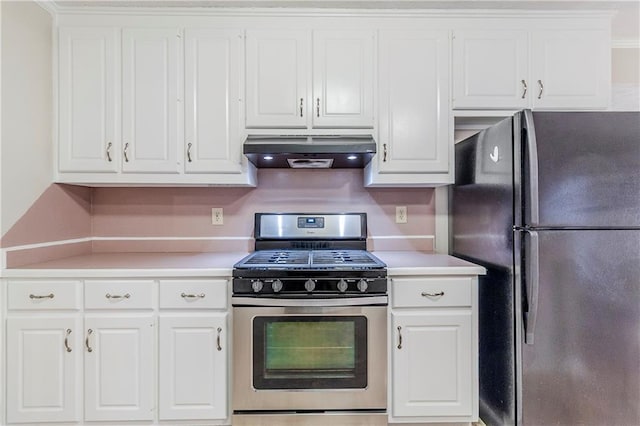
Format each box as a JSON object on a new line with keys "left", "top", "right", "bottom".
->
{"left": 297, "top": 216, "right": 325, "bottom": 228}
{"left": 232, "top": 276, "right": 388, "bottom": 296}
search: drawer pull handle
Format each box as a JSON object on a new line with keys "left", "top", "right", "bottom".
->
{"left": 216, "top": 327, "right": 223, "bottom": 351}
{"left": 30, "top": 293, "right": 55, "bottom": 299}
{"left": 105, "top": 293, "right": 130, "bottom": 299}
{"left": 421, "top": 291, "right": 445, "bottom": 298}
{"left": 181, "top": 293, "right": 206, "bottom": 299}
{"left": 64, "top": 329, "right": 72, "bottom": 353}
{"left": 397, "top": 326, "right": 402, "bottom": 350}
{"left": 521, "top": 79, "right": 527, "bottom": 99}
{"left": 86, "top": 329, "right": 93, "bottom": 353}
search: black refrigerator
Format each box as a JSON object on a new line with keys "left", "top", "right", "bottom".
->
{"left": 450, "top": 110, "right": 640, "bottom": 426}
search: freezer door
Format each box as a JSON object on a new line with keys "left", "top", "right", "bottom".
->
{"left": 521, "top": 229, "right": 640, "bottom": 426}
{"left": 450, "top": 115, "right": 515, "bottom": 268}
{"left": 524, "top": 112, "right": 640, "bottom": 228}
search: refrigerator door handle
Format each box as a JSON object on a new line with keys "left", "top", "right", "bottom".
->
{"left": 523, "top": 229, "right": 540, "bottom": 345}
{"left": 523, "top": 109, "right": 540, "bottom": 226}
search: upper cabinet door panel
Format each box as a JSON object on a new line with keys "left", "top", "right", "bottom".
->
{"left": 452, "top": 30, "right": 529, "bottom": 109}
{"left": 122, "top": 28, "right": 181, "bottom": 173}
{"left": 312, "top": 30, "right": 374, "bottom": 128}
{"left": 531, "top": 30, "right": 610, "bottom": 109}
{"left": 184, "top": 28, "right": 243, "bottom": 173}
{"left": 59, "top": 27, "right": 119, "bottom": 172}
{"left": 245, "top": 30, "right": 310, "bottom": 128}
{"left": 378, "top": 30, "right": 450, "bottom": 174}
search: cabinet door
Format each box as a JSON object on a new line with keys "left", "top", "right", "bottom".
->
{"left": 452, "top": 30, "right": 529, "bottom": 109}
{"left": 378, "top": 30, "right": 450, "bottom": 174}
{"left": 159, "top": 314, "right": 228, "bottom": 420}
{"left": 185, "top": 29, "right": 243, "bottom": 173}
{"left": 6, "top": 316, "right": 81, "bottom": 423}
{"left": 392, "top": 311, "right": 473, "bottom": 418}
{"left": 531, "top": 30, "right": 610, "bottom": 109}
{"left": 312, "top": 30, "right": 374, "bottom": 128}
{"left": 58, "top": 27, "right": 119, "bottom": 172}
{"left": 122, "top": 28, "right": 181, "bottom": 173}
{"left": 84, "top": 316, "right": 154, "bottom": 421}
{"left": 246, "top": 29, "right": 310, "bottom": 128}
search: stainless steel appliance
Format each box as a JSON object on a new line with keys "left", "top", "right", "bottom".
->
{"left": 243, "top": 135, "right": 376, "bottom": 168}
{"left": 450, "top": 110, "right": 640, "bottom": 425}
{"left": 232, "top": 213, "right": 388, "bottom": 425}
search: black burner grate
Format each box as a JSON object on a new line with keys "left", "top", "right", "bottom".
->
{"left": 311, "top": 250, "right": 379, "bottom": 266}
{"left": 242, "top": 250, "right": 310, "bottom": 265}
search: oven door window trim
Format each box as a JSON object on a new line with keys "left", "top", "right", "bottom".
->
{"left": 252, "top": 315, "right": 368, "bottom": 390}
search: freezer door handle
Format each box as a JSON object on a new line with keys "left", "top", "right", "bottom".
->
{"left": 523, "top": 109, "right": 540, "bottom": 226}
{"left": 523, "top": 229, "right": 540, "bottom": 344}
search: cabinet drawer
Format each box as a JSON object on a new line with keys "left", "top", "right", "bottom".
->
{"left": 159, "top": 279, "right": 228, "bottom": 309}
{"left": 392, "top": 277, "right": 472, "bottom": 308}
{"left": 7, "top": 280, "right": 81, "bottom": 310}
{"left": 85, "top": 280, "right": 154, "bottom": 309}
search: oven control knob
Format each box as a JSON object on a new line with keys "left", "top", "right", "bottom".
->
{"left": 251, "top": 280, "right": 264, "bottom": 293}
{"left": 304, "top": 279, "right": 316, "bottom": 292}
{"left": 357, "top": 279, "right": 369, "bottom": 293}
{"left": 337, "top": 279, "right": 348, "bottom": 293}
{"left": 272, "top": 279, "right": 283, "bottom": 293}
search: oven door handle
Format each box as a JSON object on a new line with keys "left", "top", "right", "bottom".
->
{"left": 231, "top": 296, "right": 388, "bottom": 307}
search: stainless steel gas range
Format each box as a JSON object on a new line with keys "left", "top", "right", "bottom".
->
{"left": 232, "top": 213, "right": 388, "bottom": 425}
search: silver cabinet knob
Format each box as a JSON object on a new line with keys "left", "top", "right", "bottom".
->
{"left": 304, "top": 279, "right": 315, "bottom": 292}
{"left": 251, "top": 280, "right": 264, "bottom": 293}
{"left": 337, "top": 279, "right": 348, "bottom": 293}
{"left": 357, "top": 279, "right": 368, "bottom": 293}
{"left": 272, "top": 279, "right": 283, "bottom": 293}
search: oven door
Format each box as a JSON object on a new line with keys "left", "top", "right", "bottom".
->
{"left": 232, "top": 297, "right": 387, "bottom": 412}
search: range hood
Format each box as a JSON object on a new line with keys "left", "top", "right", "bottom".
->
{"left": 243, "top": 135, "right": 376, "bottom": 168}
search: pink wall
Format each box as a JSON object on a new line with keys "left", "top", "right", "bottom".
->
{"left": 91, "top": 170, "right": 435, "bottom": 240}
{"left": 2, "top": 170, "right": 436, "bottom": 259}
{"left": 0, "top": 184, "right": 92, "bottom": 248}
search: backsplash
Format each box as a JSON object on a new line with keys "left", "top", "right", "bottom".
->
{"left": 2, "top": 169, "right": 436, "bottom": 263}
{"left": 92, "top": 169, "right": 435, "bottom": 250}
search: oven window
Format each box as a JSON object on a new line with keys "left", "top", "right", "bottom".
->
{"left": 253, "top": 316, "right": 367, "bottom": 390}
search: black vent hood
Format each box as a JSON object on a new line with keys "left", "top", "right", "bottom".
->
{"left": 243, "top": 135, "right": 376, "bottom": 168}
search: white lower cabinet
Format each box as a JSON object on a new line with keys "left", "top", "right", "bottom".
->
{"left": 159, "top": 314, "right": 228, "bottom": 420}
{"left": 6, "top": 316, "right": 81, "bottom": 423}
{"left": 158, "top": 279, "right": 229, "bottom": 421}
{"left": 389, "top": 276, "right": 478, "bottom": 423}
{"left": 392, "top": 311, "right": 473, "bottom": 417}
{"left": 84, "top": 316, "right": 155, "bottom": 421}
{"left": 4, "top": 278, "right": 230, "bottom": 425}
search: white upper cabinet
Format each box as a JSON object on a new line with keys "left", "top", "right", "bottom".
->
{"left": 245, "top": 29, "right": 374, "bottom": 130}
{"left": 366, "top": 29, "right": 451, "bottom": 186}
{"left": 452, "top": 30, "right": 529, "bottom": 109}
{"left": 452, "top": 28, "right": 610, "bottom": 110}
{"left": 312, "top": 30, "right": 374, "bottom": 128}
{"left": 58, "top": 27, "right": 119, "bottom": 172}
{"left": 531, "top": 30, "right": 610, "bottom": 109}
{"left": 245, "top": 29, "right": 310, "bottom": 128}
{"left": 122, "top": 28, "right": 181, "bottom": 173}
{"left": 184, "top": 28, "right": 244, "bottom": 173}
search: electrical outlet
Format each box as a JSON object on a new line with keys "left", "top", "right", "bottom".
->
{"left": 212, "top": 208, "right": 224, "bottom": 225}
{"left": 396, "top": 206, "right": 408, "bottom": 224}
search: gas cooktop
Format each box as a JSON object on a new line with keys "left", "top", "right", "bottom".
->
{"left": 234, "top": 249, "right": 386, "bottom": 270}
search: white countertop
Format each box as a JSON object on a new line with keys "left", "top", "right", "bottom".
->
{"left": 1, "top": 251, "right": 484, "bottom": 278}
